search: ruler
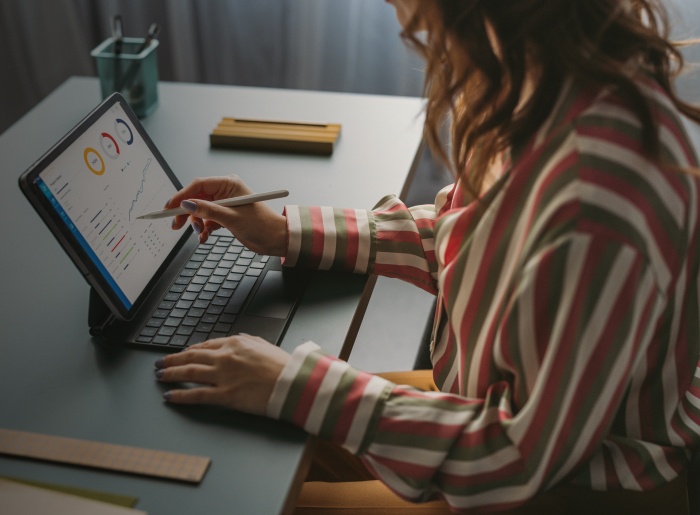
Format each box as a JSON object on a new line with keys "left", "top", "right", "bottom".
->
{"left": 0, "top": 428, "right": 210, "bottom": 483}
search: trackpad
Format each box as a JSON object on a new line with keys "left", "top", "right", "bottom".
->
{"left": 245, "top": 270, "right": 303, "bottom": 319}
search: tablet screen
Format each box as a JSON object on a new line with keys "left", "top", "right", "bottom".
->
{"left": 34, "top": 102, "right": 182, "bottom": 310}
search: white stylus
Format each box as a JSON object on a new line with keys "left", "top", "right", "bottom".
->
{"left": 135, "top": 189, "right": 289, "bottom": 220}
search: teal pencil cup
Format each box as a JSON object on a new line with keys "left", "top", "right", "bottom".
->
{"left": 91, "top": 37, "right": 160, "bottom": 117}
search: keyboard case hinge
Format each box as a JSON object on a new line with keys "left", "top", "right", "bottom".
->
{"left": 88, "top": 287, "right": 115, "bottom": 336}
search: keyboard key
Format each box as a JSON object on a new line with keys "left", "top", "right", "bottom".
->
{"left": 261, "top": 256, "right": 270, "bottom": 263}
{"left": 218, "top": 260, "right": 234, "bottom": 269}
{"left": 196, "top": 268, "right": 213, "bottom": 277}
{"left": 170, "top": 284, "right": 186, "bottom": 293}
{"left": 188, "top": 332, "right": 209, "bottom": 346}
{"left": 241, "top": 251, "right": 255, "bottom": 259}
{"left": 193, "top": 299, "right": 210, "bottom": 309}
{"left": 211, "top": 247, "right": 226, "bottom": 254}
{"left": 198, "top": 244, "right": 213, "bottom": 250}
{"left": 190, "top": 254, "right": 206, "bottom": 262}
{"left": 196, "top": 323, "right": 214, "bottom": 333}
{"left": 158, "top": 301, "right": 175, "bottom": 310}
{"left": 213, "top": 268, "right": 229, "bottom": 276}
{"left": 232, "top": 239, "right": 244, "bottom": 247}
{"left": 207, "top": 236, "right": 219, "bottom": 244}
{"left": 185, "top": 261, "right": 201, "bottom": 269}
{"left": 146, "top": 318, "right": 164, "bottom": 328}
{"left": 219, "top": 314, "right": 237, "bottom": 324}
{"left": 202, "top": 314, "right": 219, "bottom": 324}
{"left": 218, "top": 236, "right": 233, "bottom": 243}
{"left": 164, "top": 317, "right": 181, "bottom": 327}
{"left": 164, "top": 292, "right": 180, "bottom": 302}
{"left": 136, "top": 336, "right": 152, "bottom": 343}
{"left": 181, "top": 291, "right": 198, "bottom": 301}
{"left": 223, "top": 253, "right": 239, "bottom": 261}
{"left": 158, "top": 326, "right": 177, "bottom": 336}
{"left": 170, "top": 308, "right": 188, "bottom": 318}
{"left": 210, "top": 332, "right": 227, "bottom": 340}
{"left": 246, "top": 268, "right": 262, "bottom": 277}
{"left": 207, "top": 305, "right": 225, "bottom": 315}
{"left": 213, "top": 323, "right": 232, "bottom": 333}
{"left": 187, "top": 283, "right": 204, "bottom": 292}
{"left": 180, "top": 269, "right": 196, "bottom": 277}
{"left": 235, "top": 258, "right": 252, "bottom": 267}
{"left": 224, "top": 276, "right": 257, "bottom": 314}
{"left": 217, "top": 288, "right": 234, "bottom": 298}
{"left": 182, "top": 317, "right": 200, "bottom": 327}
{"left": 222, "top": 280, "right": 239, "bottom": 289}
{"left": 140, "top": 327, "right": 159, "bottom": 336}
{"left": 175, "top": 276, "right": 191, "bottom": 285}
{"left": 206, "top": 254, "right": 222, "bottom": 262}
{"left": 176, "top": 326, "right": 195, "bottom": 336}
{"left": 153, "top": 335, "right": 171, "bottom": 345}
{"left": 188, "top": 308, "right": 205, "bottom": 318}
{"left": 195, "top": 248, "right": 209, "bottom": 254}
{"left": 227, "top": 273, "right": 244, "bottom": 282}
{"left": 231, "top": 265, "right": 247, "bottom": 274}
{"left": 211, "top": 297, "right": 229, "bottom": 306}
{"left": 208, "top": 275, "right": 225, "bottom": 284}
{"left": 250, "top": 263, "right": 265, "bottom": 269}
{"left": 201, "top": 261, "right": 217, "bottom": 269}
{"left": 176, "top": 300, "right": 193, "bottom": 309}
{"left": 203, "top": 283, "right": 220, "bottom": 292}
{"left": 199, "top": 291, "right": 216, "bottom": 300}
{"left": 152, "top": 309, "right": 169, "bottom": 319}
{"left": 192, "top": 276, "right": 208, "bottom": 284}
{"left": 169, "top": 335, "right": 189, "bottom": 347}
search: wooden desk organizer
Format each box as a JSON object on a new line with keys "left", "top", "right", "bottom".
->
{"left": 210, "top": 118, "right": 341, "bottom": 156}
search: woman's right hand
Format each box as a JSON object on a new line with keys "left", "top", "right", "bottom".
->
{"left": 166, "top": 175, "right": 288, "bottom": 257}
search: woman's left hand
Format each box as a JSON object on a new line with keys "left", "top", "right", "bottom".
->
{"left": 154, "top": 335, "right": 290, "bottom": 416}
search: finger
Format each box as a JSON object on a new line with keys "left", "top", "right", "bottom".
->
{"left": 169, "top": 175, "right": 250, "bottom": 210}
{"left": 158, "top": 363, "right": 216, "bottom": 384}
{"left": 162, "top": 349, "right": 218, "bottom": 368}
{"left": 179, "top": 198, "right": 241, "bottom": 229}
{"left": 188, "top": 215, "right": 205, "bottom": 235}
{"left": 164, "top": 386, "right": 222, "bottom": 405}
{"left": 202, "top": 219, "right": 223, "bottom": 233}
{"left": 171, "top": 213, "right": 189, "bottom": 230}
{"left": 186, "top": 339, "right": 226, "bottom": 352}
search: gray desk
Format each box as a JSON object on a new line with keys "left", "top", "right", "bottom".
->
{"left": 0, "top": 77, "right": 424, "bottom": 514}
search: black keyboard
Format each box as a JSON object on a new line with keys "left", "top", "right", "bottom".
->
{"left": 135, "top": 235, "right": 270, "bottom": 347}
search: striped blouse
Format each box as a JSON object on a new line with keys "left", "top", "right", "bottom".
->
{"left": 266, "top": 76, "right": 700, "bottom": 512}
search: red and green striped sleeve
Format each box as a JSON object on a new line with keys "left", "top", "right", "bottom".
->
{"left": 268, "top": 231, "right": 660, "bottom": 512}
{"left": 282, "top": 196, "right": 440, "bottom": 294}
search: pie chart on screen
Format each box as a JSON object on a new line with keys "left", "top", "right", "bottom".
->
{"left": 114, "top": 118, "right": 134, "bottom": 145}
{"left": 100, "top": 132, "right": 120, "bottom": 159}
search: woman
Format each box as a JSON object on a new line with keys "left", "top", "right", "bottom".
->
{"left": 156, "top": 0, "right": 700, "bottom": 512}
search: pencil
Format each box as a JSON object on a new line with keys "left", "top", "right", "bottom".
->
{"left": 135, "top": 189, "right": 289, "bottom": 220}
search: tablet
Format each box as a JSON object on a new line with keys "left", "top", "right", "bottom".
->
{"left": 19, "top": 93, "right": 192, "bottom": 320}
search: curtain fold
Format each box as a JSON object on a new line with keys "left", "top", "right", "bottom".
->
{"left": 0, "top": 0, "right": 697, "bottom": 135}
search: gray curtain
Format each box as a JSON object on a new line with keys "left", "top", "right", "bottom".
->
{"left": 0, "top": 0, "right": 698, "bottom": 135}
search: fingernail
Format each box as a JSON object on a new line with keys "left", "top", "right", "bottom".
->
{"left": 163, "top": 391, "right": 172, "bottom": 401}
{"left": 164, "top": 198, "right": 171, "bottom": 208}
{"left": 191, "top": 221, "right": 202, "bottom": 234}
{"left": 181, "top": 200, "right": 197, "bottom": 213}
{"left": 171, "top": 218, "right": 176, "bottom": 229}
{"left": 155, "top": 358, "right": 164, "bottom": 368}
{"left": 155, "top": 368, "right": 165, "bottom": 378}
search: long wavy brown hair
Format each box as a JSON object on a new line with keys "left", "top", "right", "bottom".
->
{"left": 403, "top": 0, "right": 700, "bottom": 199}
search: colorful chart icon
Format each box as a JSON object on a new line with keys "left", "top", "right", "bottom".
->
{"left": 84, "top": 148, "right": 105, "bottom": 175}
{"left": 100, "top": 132, "right": 120, "bottom": 159}
{"left": 114, "top": 119, "right": 134, "bottom": 145}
